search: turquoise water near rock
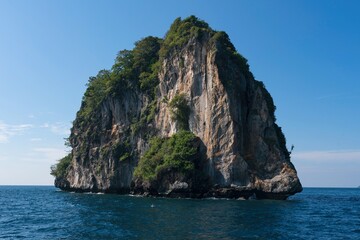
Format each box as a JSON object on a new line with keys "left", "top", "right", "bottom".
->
{"left": 0, "top": 186, "right": 359, "bottom": 239}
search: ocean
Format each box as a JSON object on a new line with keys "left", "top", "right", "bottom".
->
{"left": 0, "top": 186, "right": 359, "bottom": 239}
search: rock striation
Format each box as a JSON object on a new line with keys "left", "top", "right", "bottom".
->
{"left": 52, "top": 16, "right": 302, "bottom": 199}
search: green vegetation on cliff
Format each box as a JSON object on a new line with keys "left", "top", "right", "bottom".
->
{"left": 50, "top": 153, "right": 72, "bottom": 178}
{"left": 77, "top": 36, "right": 162, "bottom": 122}
{"left": 74, "top": 16, "right": 213, "bottom": 138}
{"left": 211, "top": 31, "right": 254, "bottom": 87}
{"left": 134, "top": 131, "right": 198, "bottom": 181}
{"left": 159, "top": 16, "right": 213, "bottom": 59}
{"left": 75, "top": 15, "right": 250, "bottom": 126}
{"left": 168, "top": 93, "right": 190, "bottom": 130}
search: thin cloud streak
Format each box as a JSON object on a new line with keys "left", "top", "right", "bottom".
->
{"left": 22, "top": 147, "right": 67, "bottom": 164}
{"left": 34, "top": 147, "right": 67, "bottom": 160}
{"left": 30, "top": 138, "right": 42, "bottom": 142}
{"left": 41, "top": 122, "right": 71, "bottom": 136}
{"left": 0, "top": 121, "right": 33, "bottom": 143}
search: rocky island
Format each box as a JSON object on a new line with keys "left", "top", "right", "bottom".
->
{"left": 51, "top": 16, "right": 302, "bottom": 200}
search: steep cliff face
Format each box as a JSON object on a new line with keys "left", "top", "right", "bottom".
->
{"left": 53, "top": 16, "right": 302, "bottom": 199}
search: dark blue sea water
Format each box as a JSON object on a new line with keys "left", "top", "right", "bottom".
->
{"left": 0, "top": 186, "right": 359, "bottom": 239}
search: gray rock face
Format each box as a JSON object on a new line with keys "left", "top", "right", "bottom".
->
{"left": 152, "top": 33, "right": 301, "bottom": 199}
{"left": 62, "top": 90, "right": 148, "bottom": 193}
{"left": 55, "top": 18, "right": 302, "bottom": 199}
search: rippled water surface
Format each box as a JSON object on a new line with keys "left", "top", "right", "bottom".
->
{"left": 0, "top": 186, "right": 359, "bottom": 239}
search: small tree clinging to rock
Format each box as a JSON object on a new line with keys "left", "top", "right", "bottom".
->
{"left": 168, "top": 93, "right": 190, "bottom": 130}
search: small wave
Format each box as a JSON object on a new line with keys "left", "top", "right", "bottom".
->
{"left": 204, "top": 197, "right": 231, "bottom": 201}
{"left": 237, "top": 197, "right": 246, "bottom": 200}
{"left": 127, "top": 194, "right": 145, "bottom": 198}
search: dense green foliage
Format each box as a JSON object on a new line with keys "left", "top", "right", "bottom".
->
{"left": 75, "top": 16, "right": 251, "bottom": 125}
{"left": 168, "top": 93, "right": 190, "bottom": 130}
{"left": 130, "top": 99, "right": 157, "bottom": 137}
{"left": 211, "top": 31, "right": 254, "bottom": 87}
{"left": 50, "top": 154, "right": 72, "bottom": 178}
{"left": 112, "top": 140, "right": 132, "bottom": 162}
{"left": 79, "top": 70, "right": 111, "bottom": 119}
{"left": 159, "top": 16, "right": 213, "bottom": 59}
{"left": 77, "top": 36, "right": 162, "bottom": 121}
{"left": 134, "top": 131, "right": 198, "bottom": 181}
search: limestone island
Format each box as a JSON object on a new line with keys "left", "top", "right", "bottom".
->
{"left": 51, "top": 16, "right": 302, "bottom": 200}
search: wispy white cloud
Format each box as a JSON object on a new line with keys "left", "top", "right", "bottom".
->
{"left": 41, "top": 122, "right": 70, "bottom": 136}
{"left": 34, "top": 147, "right": 67, "bottom": 160}
{"left": 292, "top": 150, "right": 360, "bottom": 162}
{"left": 0, "top": 121, "right": 33, "bottom": 143}
{"left": 30, "top": 138, "right": 42, "bottom": 142}
{"left": 22, "top": 147, "right": 67, "bottom": 164}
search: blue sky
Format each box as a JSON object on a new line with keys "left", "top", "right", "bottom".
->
{"left": 0, "top": 0, "right": 359, "bottom": 187}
